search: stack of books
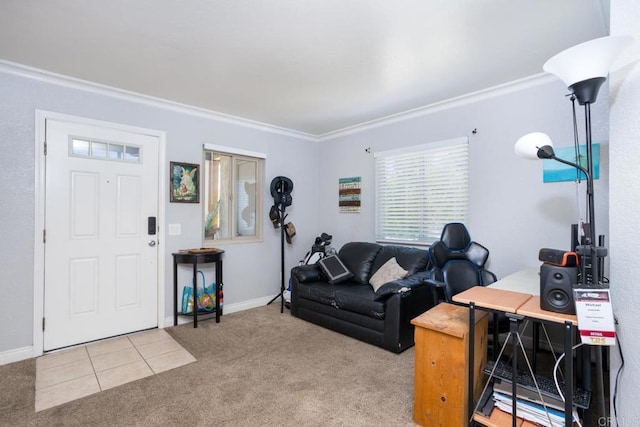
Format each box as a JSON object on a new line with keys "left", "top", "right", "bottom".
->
{"left": 492, "top": 380, "right": 579, "bottom": 427}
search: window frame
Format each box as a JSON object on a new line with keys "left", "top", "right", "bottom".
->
{"left": 373, "top": 137, "right": 469, "bottom": 246}
{"left": 202, "top": 144, "right": 266, "bottom": 245}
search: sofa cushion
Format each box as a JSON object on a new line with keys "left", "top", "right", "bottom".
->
{"left": 338, "top": 242, "right": 382, "bottom": 285}
{"left": 334, "top": 285, "right": 385, "bottom": 319}
{"left": 368, "top": 257, "right": 408, "bottom": 292}
{"left": 295, "top": 282, "right": 343, "bottom": 306}
{"left": 295, "top": 281, "right": 385, "bottom": 320}
{"left": 370, "top": 245, "right": 430, "bottom": 276}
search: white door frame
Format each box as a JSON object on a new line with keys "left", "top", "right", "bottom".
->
{"left": 33, "top": 110, "right": 167, "bottom": 356}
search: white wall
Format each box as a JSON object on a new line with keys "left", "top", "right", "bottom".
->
{"left": 610, "top": 1, "right": 640, "bottom": 425}
{"left": 318, "top": 76, "right": 610, "bottom": 280}
{"left": 0, "top": 68, "right": 319, "bottom": 356}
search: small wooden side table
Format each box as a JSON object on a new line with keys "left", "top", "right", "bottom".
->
{"left": 172, "top": 250, "right": 224, "bottom": 328}
{"left": 412, "top": 303, "right": 488, "bottom": 427}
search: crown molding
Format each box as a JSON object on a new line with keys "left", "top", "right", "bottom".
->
{"left": 1, "top": 59, "right": 555, "bottom": 142}
{"left": 316, "top": 73, "right": 557, "bottom": 141}
{"left": 0, "top": 60, "right": 318, "bottom": 141}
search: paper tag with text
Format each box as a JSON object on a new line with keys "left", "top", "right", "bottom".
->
{"left": 574, "top": 289, "right": 616, "bottom": 346}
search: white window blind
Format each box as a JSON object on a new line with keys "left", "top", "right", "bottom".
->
{"left": 374, "top": 137, "right": 469, "bottom": 245}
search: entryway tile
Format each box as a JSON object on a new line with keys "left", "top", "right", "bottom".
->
{"left": 146, "top": 348, "right": 196, "bottom": 374}
{"left": 91, "top": 346, "right": 143, "bottom": 373}
{"left": 86, "top": 336, "right": 134, "bottom": 358}
{"left": 36, "top": 345, "right": 88, "bottom": 371}
{"left": 36, "top": 357, "right": 94, "bottom": 390}
{"left": 95, "top": 360, "right": 153, "bottom": 391}
{"left": 127, "top": 329, "right": 171, "bottom": 347}
{"left": 135, "top": 336, "right": 184, "bottom": 359}
{"left": 35, "top": 329, "right": 195, "bottom": 411}
{"left": 35, "top": 374, "right": 100, "bottom": 412}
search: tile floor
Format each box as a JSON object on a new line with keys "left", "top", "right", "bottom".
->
{"left": 35, "top": 329, "right": 195, "bottom": 412}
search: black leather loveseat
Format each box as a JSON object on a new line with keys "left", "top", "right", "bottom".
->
{"left": 290, "top": 242, "right": 435, "bottom": 353}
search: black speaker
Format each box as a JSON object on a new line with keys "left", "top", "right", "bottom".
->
{"left": 540, "top": 264, "right": 578, "bottom": 315}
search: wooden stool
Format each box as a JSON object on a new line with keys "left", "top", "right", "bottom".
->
{"left": 412, "top": 303, "right": 488, "bottom": 427}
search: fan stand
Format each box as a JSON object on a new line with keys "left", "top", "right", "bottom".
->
{"left": 267, "top": 201, "right": 287, "bottom": 313}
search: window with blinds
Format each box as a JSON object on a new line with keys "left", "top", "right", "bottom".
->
{"left": 374, "top": 137, "right": 469, "bottom": 245}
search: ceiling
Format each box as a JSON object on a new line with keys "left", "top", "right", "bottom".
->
{"left": 0, "top": 1, "right": 609, "bottom": 137}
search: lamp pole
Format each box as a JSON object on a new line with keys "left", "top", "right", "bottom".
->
{"left": 581, "top": 102, "right": 600, "bottom": 287}
{"left": 536, "top": 132, "right": 602, "bottom": 287}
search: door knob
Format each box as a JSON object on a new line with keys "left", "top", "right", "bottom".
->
{"left": 148, "top": 240, "right": 157, "bottom": 247}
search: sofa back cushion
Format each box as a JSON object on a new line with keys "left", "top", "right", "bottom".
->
{"left": 338, "top": 242, "right": 382, "bottom": 285}
{"left": 371, "top": 245, "right": 430, "bottom": 276}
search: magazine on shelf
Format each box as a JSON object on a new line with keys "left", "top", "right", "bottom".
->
{"left": 493, "top": 379, "right": 565, "bottom": 411}
{"left": 493, "top": 392, "right": 579, "bottom": 427}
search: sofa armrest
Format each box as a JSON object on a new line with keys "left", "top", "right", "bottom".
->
{"left": 383, "top": 277, "right": 436, "bottom": 352}
{"left": 374, "top": 271, "right": 429, "bottom": 300}
{"left": 291, "top": 264, "right": 325, "bottom": 283}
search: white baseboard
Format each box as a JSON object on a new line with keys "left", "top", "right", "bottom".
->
{"left": 0, "top": 346, "right": 34, "bottom": 366}
{"left": 162, "top": 295, "right": 279, "bottom": 328}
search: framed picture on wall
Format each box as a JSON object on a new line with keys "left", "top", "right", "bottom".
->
{"left": 339, "top": 176, "right": 361, "bottom": 212}
{"left": 170, "top": 161, "right": 200, "bottom": 203}
{"left": 543, "top": 143, "right": 600, "bottom": 183}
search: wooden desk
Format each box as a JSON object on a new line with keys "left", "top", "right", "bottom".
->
{"left": 517, "top": 296, "right": 577, "bottom": 326}
{"left": 486, "top": 268, "right": 539, "bottom": 295}
{"left": 454, "top": 283, "right": 578, "bottom": 427}
{"left": 452, "top": 286, "right": 532, "bottom": 313}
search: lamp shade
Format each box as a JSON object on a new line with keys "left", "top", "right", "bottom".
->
{"left": 514, "top": 132, "right": 554, "bottom": 159}
{"left": 543, "top": 35, "right": 633, "bottom": 88}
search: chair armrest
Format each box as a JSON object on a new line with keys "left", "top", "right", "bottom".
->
{"left": 483, "top": 269, "right": 497, "bottom": 285}
{"left": 291, "top": 264, "right": 324, "bottom": 283}
{"left": 423, "top": 278, "right": 446, "bottom": 289}
{"left": 423, "top": 277, "right": 451, "bottom": 303}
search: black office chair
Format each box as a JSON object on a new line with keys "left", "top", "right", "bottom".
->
{"left": 425, "top": 222, "right": 508, "bottom": 357}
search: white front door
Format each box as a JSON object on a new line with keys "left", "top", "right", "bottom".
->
{"left": 43, "top": 119, "right": 159, "bottom": 351}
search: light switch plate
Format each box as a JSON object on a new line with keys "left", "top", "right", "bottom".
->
{"left": 168, "top": 223, "right": 181, "bottom": 236}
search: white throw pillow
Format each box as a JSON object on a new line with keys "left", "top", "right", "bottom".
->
{"left": 369, "top": 257, "right": 408, "bottom": 292}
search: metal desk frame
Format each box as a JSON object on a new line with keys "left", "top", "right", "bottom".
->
{"left": 454, "top": 286, "right": 578, "bottom": 427}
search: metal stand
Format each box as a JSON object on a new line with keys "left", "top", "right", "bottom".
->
{"left": 267, "top": 202, "right": 287, "bottom": 313}
{"left": 469, "top": 306, "right": 576, "bottom": 427}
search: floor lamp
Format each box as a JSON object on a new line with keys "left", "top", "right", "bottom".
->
{"left": 515, "top": 35, "right": 632, "bottom": 288}
{"left": 514, "top": 35, "right": 633, "bottom": 422}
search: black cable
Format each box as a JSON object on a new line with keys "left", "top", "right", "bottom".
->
{"left": 613, "top": 318, "right": 625, "bottom": 425}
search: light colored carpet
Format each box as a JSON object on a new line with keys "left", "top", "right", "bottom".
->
{"left": 0, "top": 304, "right": 418, "bottom": 426}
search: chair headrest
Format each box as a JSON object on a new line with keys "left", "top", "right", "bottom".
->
{"left": 441, "top": 223, "right": 471, "bottom": 251}
{"left": 428, "top": 223, "right": 490, "bottom": 269}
